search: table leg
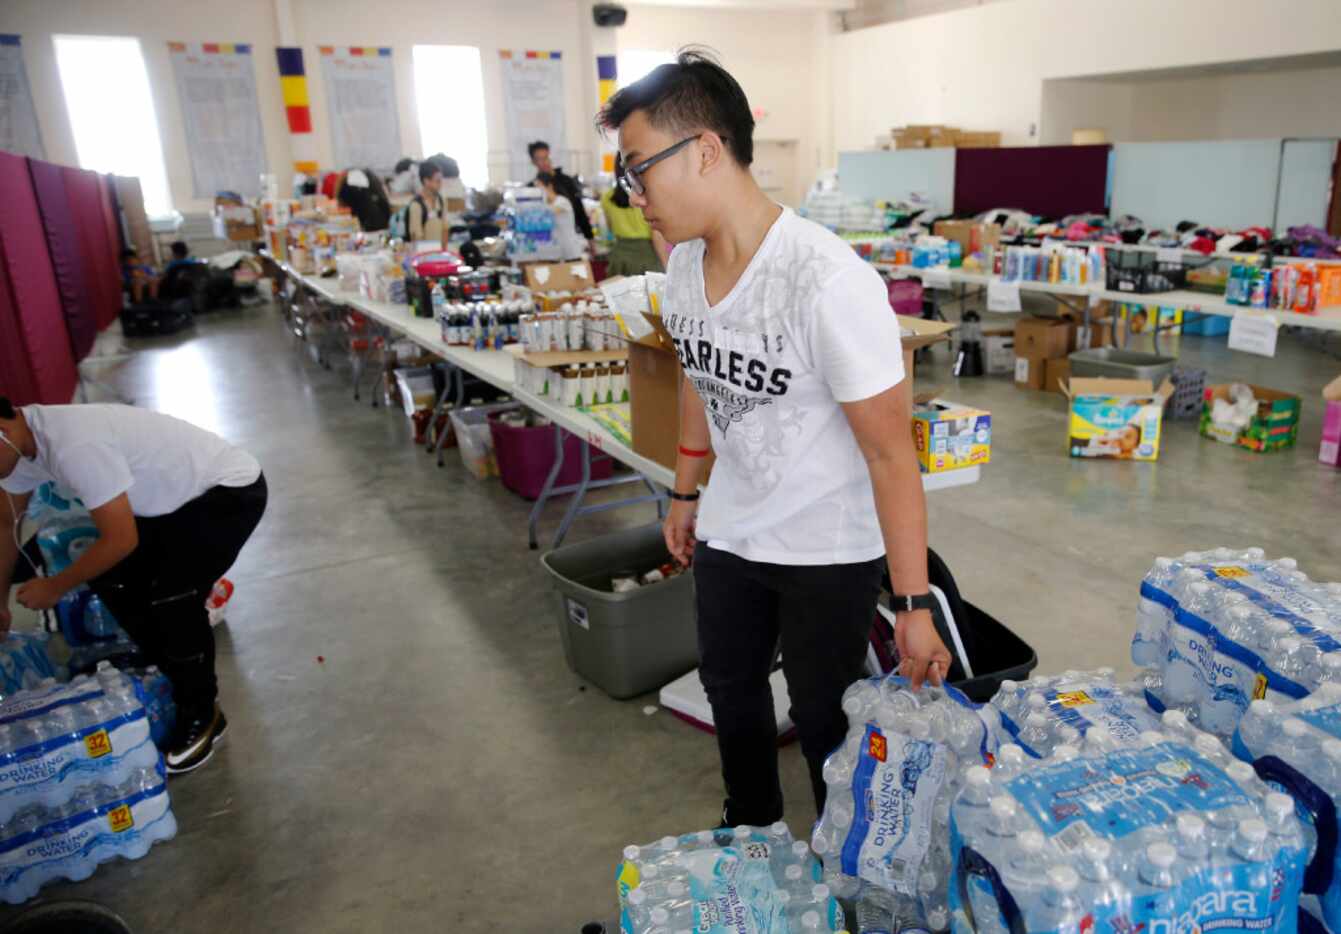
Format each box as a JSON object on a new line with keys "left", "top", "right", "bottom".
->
{"left": 435, "top": 366, "right": 465, "bottom": 467}
{"left": 552, "top": 440, "right": 593, "bottom": 550}
{"left": 528, "top": 426, "right": 568, "bottom": 550}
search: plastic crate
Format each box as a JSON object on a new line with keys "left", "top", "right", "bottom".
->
{"left": 448, "top": 402, "right": 520, "bottom": 479}
{"left": 1167, "top": 366, "right": 1207, "bottom": 419}
{"left": 1182, "top": 312, "right": 1231, "bottom": 337}
{"left": 1068, "top": 348, "right": 1177, "bottom": 387}
{"left": 489, "top": 413, "right": 613, "bottom": 500}
{"left": 540, "top": 525, "right": 697, "bottom": 699}
{"left": 1106, "top": 251, "right": 1187, "bottom": 294}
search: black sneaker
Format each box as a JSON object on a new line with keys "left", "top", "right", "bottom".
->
{"left": 165, "top": 705, "right": 228, "bottom": 775}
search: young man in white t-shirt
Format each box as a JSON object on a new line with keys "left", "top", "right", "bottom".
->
{"left": 600, "top": 52, "right": 952, "bottom": 827}
{"left": 0, "top": 398, "right": 267, "bottom": 774}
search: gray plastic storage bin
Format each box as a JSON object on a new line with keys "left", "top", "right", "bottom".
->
{"left": 1068, "top": 348, "right": 1177, "bottom": 386}
{"left": 541, "top": 524, "right": 698, "bottom": 699}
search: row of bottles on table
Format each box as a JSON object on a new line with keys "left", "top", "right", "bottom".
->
{"left": 1134, "top": 547, "right": 1341, "bottom": 738}
{"left": 812, "top": 677, "right": 999, "bottom": 934}
{"left": 434, "top": 288, "right": 530, "bottom": 349}
{"left": 617, "top": 823, "right": 845, "bottom": 933}
{"left": 949, "top": 716, "right": 1309, "bottom": 934}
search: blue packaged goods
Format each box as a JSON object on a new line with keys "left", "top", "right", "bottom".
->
{"left": 0, "top": 763, "right": 175, "bottom": 904}
{"left": 1232, "top": 686, "right": 1341, "bottom": 933}
{"left": 616, "top": 823, "right": 844, "bottom": 933}
{"left": 0, "top": 666, "right": 158, "bottom": 823}
{"left": 991, "top": 669, "right": 1161, "bottom": 759}
{"left": 812, "top": 677, "right": 999, "bottom": 933}
{"left": 1134, "top": 549, "right": 1341, "bottom": 739}
{"left": 949, "top": 724, "right": 1310, "bottom": 934}
{"left": 0, "top": 633, "right": 63, "bottom": 699}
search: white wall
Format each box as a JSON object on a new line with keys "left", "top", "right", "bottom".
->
{"left": 6, "top": 0, "right": 291, "bottom": 215}
{"left": 1131, "top": 65, "right": 1341, "bottom": 141}
{"left": 617, "top": 4, "right": 832, "bottom": 202}
{"left": 831, "top": 0, "right": 1341, "bottom": 152}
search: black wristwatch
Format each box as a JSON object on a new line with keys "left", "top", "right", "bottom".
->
{"left": 890, "top": 592, "right": 936, "bottom": 613}
{"left": 668, "top": 490, "right": 700, "bottom": 502}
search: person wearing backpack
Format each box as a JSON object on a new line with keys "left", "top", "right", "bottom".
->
{"left": 407, "top": 161, "right": 446, "bottom": 244}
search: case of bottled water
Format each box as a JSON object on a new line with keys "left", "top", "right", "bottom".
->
{"left": 990, "top": 670, "right": 1161, "bottom": 759}
{"left": 1135, "top": 549, "right": 1341, "bottom": 739}
{"left": 811, "top": 676, "right": 1000, "bottom": 933}
{"left": 1232, "top": 684, "right": 1341, "bottom": 933}
{"left": 0, "top": 633, "right": 63, "bottom": 699}
{"left": 616, "top": 822, "right": 846, "bottom": 933}
{"left": 949, "top": 722, "right": 1309, "bottom": 934}
{"left": 0, "top": 664, "right": 159, "bottom": 824}
{"left": 0, "top": 762, "right": 175, "bottom": 904}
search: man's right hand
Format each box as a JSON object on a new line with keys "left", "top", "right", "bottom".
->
{"left": 663, "top": 501, "right": 697, "bottom": 567}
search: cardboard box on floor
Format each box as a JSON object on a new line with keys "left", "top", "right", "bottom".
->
{"left": 1044, "top": 357, "right": 1071, "bottom": 394}
{"left": 911, "top": 399, "right": 991, "bottom": 473}
{"left": 1063, "top": 377, "right": 1174, "bottom": 461}
{"left": 1322, "top": 375, "right": 1341, "bottom": 467}
{"left": 1014, "top": 316, "right": 1073, "bottom": 359}
{"left": 1014, "top": 355, "right": 1048, "bottom": 391}
{"left": 1199, "top": 384, "right": 1301, "bottom": 453}
{"left": 626, "top": 314, "right": 955, "bottom": 473}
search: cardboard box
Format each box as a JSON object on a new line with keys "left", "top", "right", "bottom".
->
{"left": 983, "top": 329, "right": 1015, "bottom": 376}
{"left": 522, "top": 259, "right": 595, "bottom": 293}
{"left": 1044, "top": 357, "right": 1071, "bottom": 394}
{"left": 1064, "top": 377, "right": 1175, "bottom": 461}
{"left": 1320, "top": 399, "right": 1341, "bottom": 467}
{"left": 1014, "top": 316, "right": 1073, "bottom": 359}
{"left": 911, "top": 400, "right": 991, "bottom": 474}
{"left": 932, "top": 220, "right": 1003, "bottom": 255}
{"left": 1014, "top": 354, "right": 1048, "bottom": 391}
{"left": 956, "top": 131, "right": 1002, "bottom": 148}
{"left": 1199, "top": 384, "right": 1301, "bottom": 452}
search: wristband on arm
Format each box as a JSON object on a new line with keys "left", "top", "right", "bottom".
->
{"left": 678, "top": 445, "right": 710, "bottom": 458}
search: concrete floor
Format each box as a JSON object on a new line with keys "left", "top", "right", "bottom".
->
{"left": 7, "top": 306, "right": 1340, "bottom": 932}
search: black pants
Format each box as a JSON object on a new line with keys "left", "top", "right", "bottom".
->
{"left": 693, "top": 542, "right": 884, "bottom": 826}
{"left": 90, "top": 475, "right": 267, "bottom": 718}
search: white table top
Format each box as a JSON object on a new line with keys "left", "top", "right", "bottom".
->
{"left": 281, "top": 263, "right": 981, "bottom": 493}
{"left": 876, "top": 262, "right": 1341, "bottom": 333}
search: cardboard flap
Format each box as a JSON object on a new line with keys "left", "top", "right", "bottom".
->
{"left": 1062, "top": 376, "right": 1156, "bottom": 400}
{"left": 639, "top": 312, "right": 676, "bottom": 353}
{"left": 522, "top": 259, "right": 593, "bottom": 292}
{"left": 900, "top": 316, "right": 957, "bottom": 351}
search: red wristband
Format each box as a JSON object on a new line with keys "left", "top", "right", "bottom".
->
{"left": 678, "top": 445, "right": 710, "bottom": 458}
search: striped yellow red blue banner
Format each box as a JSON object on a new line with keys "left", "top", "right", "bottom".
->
{"left": 500, "top": 50, "right": 562, "bottom": 60}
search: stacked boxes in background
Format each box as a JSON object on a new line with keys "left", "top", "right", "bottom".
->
{"left": 1012, "top": 316, "right": 1072, "bottom": 392}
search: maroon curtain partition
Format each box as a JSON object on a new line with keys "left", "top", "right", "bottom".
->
{"left": 0, "top": 151, "right": 77, "bottom": 405}
{"left": 27, "top": 159, "right": 98, "bottom": 361}
{"left": 63, "top": 166, "right": 121, "bottom": 334}
{"left": 954, "top": 145, "right": 1111, "bottom": 219}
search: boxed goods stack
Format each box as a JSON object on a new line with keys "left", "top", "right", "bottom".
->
{"left": 991, "top": 669, "right": 1160, "bottom": 758}
{"left": 1133, "top": 548, "right": 1341, "bottom": 739}
{"left": 811, "top": 676, "right": 1000, "bottom": 932}
{"left": 616, "top": 823, "right": 844, "bottom": 933}
{"left": 0, "top": 665, "right": 175, "bottom": 903}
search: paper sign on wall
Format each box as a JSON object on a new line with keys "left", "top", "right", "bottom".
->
{"left": 987, "top": 280, "right": 1022, "bottom": 313}
{"left": 500, "top": 51, "right": 566, "bottom": 182}
{"left": 0, "top": 35, "right": 44, "bottom": 158}
{"left": 168, "top": 42, "right": 266, "bottom": 197}
{"left": 317, "top": 47, "right": 401, "bottom": 174}
{"left": 1227, "top": 311, "right": 1279, "bottom": 357}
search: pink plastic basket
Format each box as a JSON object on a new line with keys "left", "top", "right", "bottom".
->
{"left": 887, "top": 278, "right": 925, "bottom": 316}
{"left": 489, "top": 414, "right": 613, "bottom": 500}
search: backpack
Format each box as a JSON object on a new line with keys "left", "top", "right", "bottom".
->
{"left": 389, "top": 196, "right": 426, "bottom": 242}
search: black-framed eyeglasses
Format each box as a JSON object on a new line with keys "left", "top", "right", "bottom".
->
{"left": 617, "top": 134, "right": 722, "bottom": 197}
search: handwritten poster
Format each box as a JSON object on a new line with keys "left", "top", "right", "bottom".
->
{"left": 500, "top": 51, "right": 566, "bottom": 181}
{"left": 0, "top": 35, "right": 44, "bottom": 158}
{"left": 318, "top": 46, "right": 401, "bottom": 174}
{"left": 168, "top": 42, "right": 267, "bottom": 197}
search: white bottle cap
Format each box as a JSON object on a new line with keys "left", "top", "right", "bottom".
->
{"left": 1161, "top": 710, "right": 1190, "bottom": 730}
{"left": 1238, "top": 819, "right": 1268, "bottom": 844}
{"left": 1025, "top": 712, "right": 1047, "bottom": 728}
{"left": 623, "top": 845, "right": 641, "bottom": 861}
{"left": 1227, "top": 762, "right": 1257, "bottom": 783}
{"left": 697, "top": 831, "right": 715, "bottom": 844}
{"left": 628, "top": 888, "right": 647, "bottom": 906}
{"left": 786, "top": 865, "right": 804, "bottom": 881}
{"left": 1051, "top": 745, "right": 1079, "bottom": 762}
{"left": 776, "top": 891, "right": 791, "bottom": 905}
{"left": 990, "top": 796, "right": 1018, "bottom": 820}
{"left": 1018, "top": 830, "right": 1045, "bottom": 853}
{"left": 793, "top": 840, "right": 811, "bottom": 858}
{"left": 1266, "top": 792, "right": 1295, "bottom": 823}
{"left": 801, "top": 912, "right": 821, "bottom": 931}
{"left": 1146, "top": 841, "right": 1177, "bottom": 869}
{"left": 1154, "top": 557, "right": 1174, "bottom": 569}
{"left": 733, "top": 825, "right": 750, "bottom": 838}
{"left": 1283, "top": 718, "right": 1308, "bottom": 738}
{"left": 1047, "top": 865, "right": 1080, "bottom": 892}
{"left": 812, "top": 883, "right": 830, "bottom": 900}
{"left": 1175, "top": 813, "right": 1206, "bottom": 840}
{"left": 643, "top": 864, "right": 660, "bottom": 881}
{"left": 1081, "top": 838, "right": 1112, "bottom": 862}
{"left": 650, "top": 907, "right": 670, "bottom": 925}
{"left": 1000, "top": 679, "right": 1019, "bottom": 692}
{"left": 667, "top": 881, "right": 687, "bottom": 898}
{"left": 1249, "top": 699, "right": 1275, "bottom": 716}
{"left": 1026, "top": 693, "right": 1047, "bottom": 710}
{"left": 965, "top": 767, "right": 992, "bottom": 789}
{"left": 660, "top": 835, "right": 678, "bottom": 850}
{"left": 1194, "top": 734, "right": 1224, "bottom": 756}
{"left": 999, "top": 744, "right": 1026, "bottom": 764}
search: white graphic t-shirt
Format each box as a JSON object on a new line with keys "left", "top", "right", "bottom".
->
{"left": 664, "top": 207, "right": 905, "bottom": 565}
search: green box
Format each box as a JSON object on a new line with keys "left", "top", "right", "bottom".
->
{"left": 1199, "top": 384, "right": 1301, "bottom": 452}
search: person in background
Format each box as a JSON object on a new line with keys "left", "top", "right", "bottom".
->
{"left": 0, "top": 397, "right": 267, "bottom": 774}
{"left": 536, "top": 173, "right": 587, "bottom": 260}
{"left": 389, "top": 157, "right": 418, "bottom": 197}
{"left": 338, "top": 169, "right": 393, "bottom": 232}
{"left": 164, "top": 241, "right": 201, "bottom": 275}
{"left": 121, "top": 247, "right": 158, "bottom": 303}
{"left": 600, "top": 182, "right": 663, "bottom": 276}
{"left": 409, "top": 161, "right": 446, "bottom": 244}
{"left": 431, "top": 155, "right": 469, "bottom": 232}
{"left": 528, "top": 141, "right": 594, "bottom": 248}
{"left": 600, "top": 50, "right": 951, "bottom": 827}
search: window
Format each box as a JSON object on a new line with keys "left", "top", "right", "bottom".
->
{"left": 53, "top": 35, "right": 173, "bottom": 217}
{"left": 617, "top": 50, "right": 675, "bottom": 88}
{"left": 413, "top": 45, "right": 489, "bottom": 189}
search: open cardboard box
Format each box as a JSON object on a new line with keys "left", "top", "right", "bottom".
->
{"left": 626, "top": 313, "right": 956, "bottom": 473}
{"left": 522, "top": 259, "right": 595, "bottom": 293}
{"left": 1062, "top": 376, "right": 1174, "bottom": 462}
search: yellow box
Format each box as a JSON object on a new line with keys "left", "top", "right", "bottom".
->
{"left": 911, "top": 400, "right": 991, "bottom": 474}
{"left": 1064, "top": 377, "right": 1174, "bottom": 461}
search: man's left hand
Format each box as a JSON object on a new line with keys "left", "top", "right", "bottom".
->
{"left": 15, "top": 578, "right": 66, "bottom": 612}
{"left": 895, "top": 608, "right": 952, "bottom": 690}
